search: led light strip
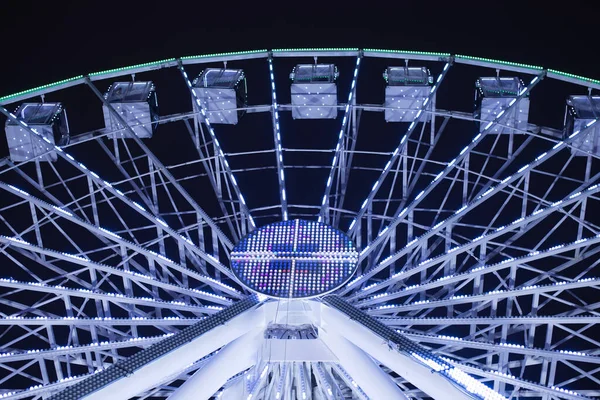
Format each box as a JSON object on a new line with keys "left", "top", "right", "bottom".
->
{"left": 371, "top": 276, "right": 600, "bottom": 313}
{"left": 268, "top": 57, "right": 288, "bottom": 220}
{"left": 0, "top": 316, "right": 201, "bottom": 327}
{"left": 3, "top": 50, "right": 600, "bottom": 106}
{"left": 0, "top": 277, "right": 223, "bottom": 313}
{"left": 246, "top": 364, "right": 270, "bottom": 399}
{"left": 319, "top": 56, "right": 361, "bottom": 222}
{"left": 404, "top": 331, "right": 596, "bottom": 362}
{"left": 314, "top": 363, "right": 334, "bottom": 397}
{"left": 178, "top": 64, "right": 256, "bottom": 229}
{"left": 347, "top": 62, "right": 451, "bottom": 234}
{"left": 0, "top": 333, "right": 173, "bottom": 362}
{"left": 364, "top": 48, "right": 451, "bottom": 57}
{"left": 331, "top": 365, "right": 369, "bottom": 400}
{"left": 274, "top": 363, "right": 287, "bottom": 399}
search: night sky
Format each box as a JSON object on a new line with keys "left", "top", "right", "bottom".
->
{"left": 0, "top": 1, "right": 598, "bottom": 98}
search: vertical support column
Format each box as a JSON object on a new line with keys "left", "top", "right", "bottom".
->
{"left": 168, "top": 329, "right": 262, "bottom": 400}
{"left": 319, "top": 329, "right": 409, "bottom": 400}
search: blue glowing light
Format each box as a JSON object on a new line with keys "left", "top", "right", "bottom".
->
{"left": 230, "top": 219, "right": 358, "bottom": 298}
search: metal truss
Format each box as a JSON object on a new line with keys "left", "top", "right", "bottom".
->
{"left": 0, "top": 48, "right": 599, "bottom": 399}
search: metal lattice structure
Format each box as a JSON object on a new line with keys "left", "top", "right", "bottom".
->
{"left": 0, "top": 48, "right": 599, "bottom": 399}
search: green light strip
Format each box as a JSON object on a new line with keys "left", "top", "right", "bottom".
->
{"left": 548, "top": 69, "right": 600, "bottom": 86}
{"left": 0, "top": 76, "right": 84, "bottom": 103}
{"left": 273, "top": 47, "right": 359, "bottom": 52}
{"left": 89, "top": 58, "right": 177, "bottom": 77}
{"left": 181, "top": 49, "right": 268, "bottom": 60}
{"left": 364, "top": 48, "right": 450, "bottom": 57}
{"left": 456, "top": 54, "right": 543, "bottom": 70}
{"left": 2, "top": 49, "right": 600, "bottom": 105}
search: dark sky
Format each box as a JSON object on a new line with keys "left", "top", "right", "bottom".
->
{"left": 0, "top": 0, "right": 598, "bottom": 98}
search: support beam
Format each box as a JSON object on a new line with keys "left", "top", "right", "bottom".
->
{"left": 0, "top": 183, "right": 242, "bottom": 297}
{"left": 319, "top": 328, "right": 410, "bottom": 399}
{"left": 319, "top": 303, "right": 474, "bottom": 399}
{"left": 354, "top": 230, "right": 600, "bottom": 303}
{"left": 218, "top": 373, "right": 247, "bottom": 399}
{"left": 167, "top": 328, "right": 261, "bottom": 400}
{"left": 0, "top": 236, "right": 234, "bottom": 305}
{"left": 320, "top": 295, "right": 505, "bottom": 400}
{"left": 49, "top": 296, "right": 266, "bottom": 400}
{"left": 268, "top": 55, "right": 289, "bottom": 220}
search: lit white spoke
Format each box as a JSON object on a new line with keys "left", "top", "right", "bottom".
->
{"left": 378, "top": 315, "right": 600, "bottom": 326}
{"left": 83, "top": 78, "right": 235, "bottom": 248}
{"left": 0, "top": 316, "right": 199, "bottom": 327}
{"left": 404, "top": 331, "right": 600, "bottom": 364}
{"left": 368, "top": 278, "right": 600, "bottom": 314}
{"left": 320, "top": 56, "right": 361, "bottom": 223}
{"left": 441, "top": 357, "right": 589, "bottom": 400}
{"left": 0, "top": 278, "right": 223, "bottom": 314}
{"left": 268, "top": 56, "right": 289, "bottom": 220}
{"left": 0, "top": 110, "right": 234, "bottom": 272}
{"left": 0, "top": 333, "right": 172, "bottom": 363}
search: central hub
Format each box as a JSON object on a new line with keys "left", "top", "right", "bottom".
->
{"left": 230, "top": 219, "right": 358, "bottom": 298}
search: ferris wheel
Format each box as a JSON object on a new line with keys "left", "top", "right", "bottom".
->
{"left": 0, "top": 47, "right": 599, "bottom": 400}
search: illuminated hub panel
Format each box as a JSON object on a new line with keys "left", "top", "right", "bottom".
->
{"left": 290, "top": 64, "right": 338, "bottom": 119}
{"left": 383, "top": 66, "right": 432, "bottom": 122}
{"left": 193, "top": 68, "right": 247, "bottom": 125}
{"left": 565, "top": 95, "right": 600, "bottom": 156}
{"left": 475, "top": 77, "right": 530, "bottom": 134}
{"left": 102, "top": 81, "right": 158, "bottom": 139}
{"left": 230, "top": 219, "right": 358, "bottom": 299}
{"left": 5, "top": 103, "right": 69, "bottom": 162}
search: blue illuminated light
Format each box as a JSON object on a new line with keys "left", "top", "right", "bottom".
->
{"left": 230, "top": 219, "right": 358, "bottom": 298}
